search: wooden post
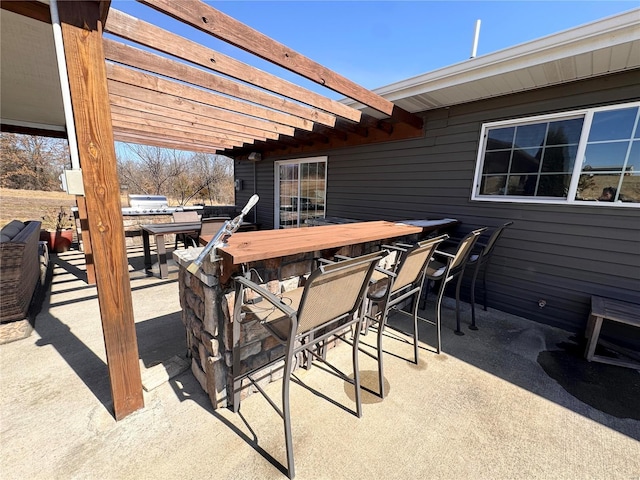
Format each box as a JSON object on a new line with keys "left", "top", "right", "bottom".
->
{"left": 58, "top": 1, "right": 143, "bottom": 420}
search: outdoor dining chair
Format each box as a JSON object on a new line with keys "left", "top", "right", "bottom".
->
{"left": 362, "top": 234, "right": 448, "bottom": 398}
{"left": 464, "top": 221, "right": 513, "bottom": 330}
{"left": 419, "top": 227, "right": 487, "bottom": 336}
{"left": 231, "top": 250, "right": 383, "bottom": 479}
{"left": 172, "top": 210, "right": 200, "bottom": 249}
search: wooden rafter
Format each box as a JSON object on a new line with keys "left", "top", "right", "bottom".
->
{"left": 114, "top": 131, "right": 222, "bottom": 154}
{"left": 108, "top": 85, "right": 295, "bottom": 136}
{"left": 138, "top": 0, "right": 422, "bottom": 129}
{"left": 112, "top": 119, "right": 241, "bottom": 149}
{"left": 110, "top": 111, "right": 265, "bottom": 143}
{"left": 110, "top": 105, "right": 278, "bottom": 141}
{"left": 104, "top": 8, "right": 362, "bottom": 123}
{"left": 103, "top": 40, "right": 337, "bottom": 128}
{"left": 106, "top": 64, "right": 314, "bottom": 132}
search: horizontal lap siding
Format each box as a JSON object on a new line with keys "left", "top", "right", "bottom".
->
{"left": 235, "top": 70, "right": 640, "bottom": 338}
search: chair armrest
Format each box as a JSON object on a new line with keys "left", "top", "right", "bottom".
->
{"left": 374, "top": 266, "right": 396, "bottom": 278}
{"left": 234, "top": 276, "right": 296, "bottom": 318}
{"left": 381, "top": 244, "right": 408, "bottom": 252}
{"left": 434, "top": 249, "right": 455, "bottom": 259}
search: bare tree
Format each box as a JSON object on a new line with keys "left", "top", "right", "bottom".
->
{"left": 0, "top": 133, "right": 70, "bottom": 190}
{"left": 115, "top": 143, "right": 234, "bottom": 205}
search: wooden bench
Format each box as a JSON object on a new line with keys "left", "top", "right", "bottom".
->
{"left": 584, "top": 295, "right": 640, "bottom": 369}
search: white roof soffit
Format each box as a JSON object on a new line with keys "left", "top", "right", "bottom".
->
{"left": 0, "top": 6, "right": 65, "bottom": 131}
{"left": 344, "top": 8, "right": 640, "bottom": 114}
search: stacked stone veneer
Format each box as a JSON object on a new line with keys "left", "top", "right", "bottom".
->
{"left": 172, "top": 236, "right": 417, "bottom": 410}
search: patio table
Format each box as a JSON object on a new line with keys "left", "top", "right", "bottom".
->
{"left": 141, "top": 221, "right": 201, "bottom": 278}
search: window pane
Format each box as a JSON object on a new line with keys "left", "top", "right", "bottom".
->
{"left": 541, "top": 145, "right": 578, "bottom": 173}
{"left": 515, "top": 124, "right": 546, "bottom": 148}
{"left": 582, "top": 141, "right": 629, "bottom": 171}
{"left": 483, "top": 150, "right": 511, "bottom": 174}
{"left": 546, "top": 118, "right": 584, "bottom": 145}
{"left": 619, "top": 172, "right": 640, "bottom": 203}
{"left": 487, "top": 127, "right": 515, "bottom": 149}
{"left": 511, "top": 148, "right": 541, "bottom": 173}
{"left": 537, "top": 175, "right": 571, "bottom": 197}
{"left": 629, "top": 140, "right": 640, "bottom": 171}
{"left": 575, "top": 173, "right": 620, "bottom": 201}
{"left": 588, "top": 107, "right": 638, "bottom": 141}
{"left": 507, "top": 175, "right": 537, "bottom": 196}
{"left": 480, "top": 175, "right": 506, "bottom": 195}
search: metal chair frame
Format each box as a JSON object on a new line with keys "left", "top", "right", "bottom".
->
{"left": 360, "top": 234, "right": 448, "bottom": 398}
{"left": 419, "top": 227, "right": 487, "bottom": 336}
{"left": 464, "top": 221, "right": 513, "bottom": 329}
{"left": 231, "top": 251, "right": 383, "bottom": 479}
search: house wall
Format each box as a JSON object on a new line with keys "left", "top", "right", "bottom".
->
{"left": 234, "top": 70, "right": 640, "bottom": 338}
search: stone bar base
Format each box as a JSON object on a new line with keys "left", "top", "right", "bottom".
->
{"left": 173, "top": 236, "right": 418, "bottom": 410}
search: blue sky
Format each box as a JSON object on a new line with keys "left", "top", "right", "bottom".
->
{"left": 111, "top": 1, "right": 638, "bottom": 98}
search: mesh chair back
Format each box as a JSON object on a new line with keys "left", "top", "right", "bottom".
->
{"left": 172, "top": 211, "right": 199, "bottom": 223}
{"left": 297, "top": 252, "right": 381, "bottom": 334}
{"left": 482, "top": 221, "right": 513, "bottom": 256}
{"left": 392, "top": 235, "right": 447, "bottom": 293}
{"left": 450, "top": 227, "right": 487, "bottom": 270}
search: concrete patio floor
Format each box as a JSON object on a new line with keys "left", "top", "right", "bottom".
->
{"left": 1, "top": 246, "right": 638, "bottom": 479}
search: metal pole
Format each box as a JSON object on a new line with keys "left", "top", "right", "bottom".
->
{"left": 470, "top": 19, "right": 481, "bottom": 59}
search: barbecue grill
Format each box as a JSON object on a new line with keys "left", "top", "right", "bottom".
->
{"left": 121, "top": 195, "right": 202, "bottom": 216}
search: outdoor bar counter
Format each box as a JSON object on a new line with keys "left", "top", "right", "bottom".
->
{"left": 172, "top": 220, "right": 432, "bottom": 410}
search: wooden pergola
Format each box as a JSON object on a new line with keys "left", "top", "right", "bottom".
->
{"left": 1, "top": 0, "right": 423, "bottom": 420}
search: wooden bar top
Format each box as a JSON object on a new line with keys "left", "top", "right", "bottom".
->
{"left": 211, "top": 220, "right": 422, "bottom": 266}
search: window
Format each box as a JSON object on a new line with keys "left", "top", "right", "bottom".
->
{"left": 473, "top": 102, "right": 640, "bottom": 206}
{"left": 275, "top": 157, "right": 326, "bottom": 228}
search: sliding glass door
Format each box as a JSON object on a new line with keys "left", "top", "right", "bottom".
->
{"left": 275, "top": 157, "right": 326, "bottom": 228}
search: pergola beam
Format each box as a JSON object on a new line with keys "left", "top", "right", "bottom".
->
{"left": 110, "top": 104, "right": 277, "bottom": 141}
{"left": 138, "top": 0, "right": 422, "bottom": 129}
{"left": 114, "top": 131, "right": 224, "bottom": 154}
{"left": 110, "top": 111, "right": 264, "bottom": 143}
{"left": 103, "top": 40, "right": 337, "bottom": 128}
{"left": 105, "top": 63, "right": 314, "bottom": 131}
{"left": 108, "top": 81, "right": 297, "bottom": 136}
{"left": 104, "top": 8, "right": 362, "bottom": 123}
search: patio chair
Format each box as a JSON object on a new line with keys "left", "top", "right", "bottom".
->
{"left": 172, "top": 210, "right": 200, "bottom": 249}
{"left": 198, "top": 216, "right": 230, "bottom": 246}
{"left": 231, "top": 250, "right": 383, "bottom": 479}
{"left": 357, "top": 234, "right": 448, "bottom": 398}
{"left": 464, "top": 221, "right": 513, "bottom": 330}
{"left": 419, "top": 227, "right": 487, "bottom": 336}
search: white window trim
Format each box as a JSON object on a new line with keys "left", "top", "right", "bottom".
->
{"left": 274, "top": 156, "right": 328, "bottom": 228}
{"left": 471, "top": 101, "right": 640, "bottom": 208}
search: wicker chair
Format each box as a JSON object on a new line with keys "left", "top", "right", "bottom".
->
{"left": 231, "top": 251, "right": 383, "bottom": 479}
{"left": 0, "top": 220, "right": 42, "bottom": 323}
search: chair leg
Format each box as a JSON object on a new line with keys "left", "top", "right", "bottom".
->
{"left": 469, "top": 262, "right": 481, "bottom": 330}
{"left": 377, "top": 308, "right": 387, "bottom": 398}
{"left": 454, "top": 274, "right": 464, "bottom": 336}
{"left": 412, "top": 293, "right": 420, "bottom": 364}
{"left": 434, "top": 281, "right": 445, "bottom": 354}
{"left": 352, "top": 323, "right": 363, "bottom": 417}
{"left": 282, "top": 356, "right": 295, "bottom": 479}
{"left": 482, "top": 265, "right": 489, "bottom": 311}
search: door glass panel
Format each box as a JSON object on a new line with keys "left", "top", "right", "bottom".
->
{"left": 277, "top": 159, "right": 326, "bottom": 228}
